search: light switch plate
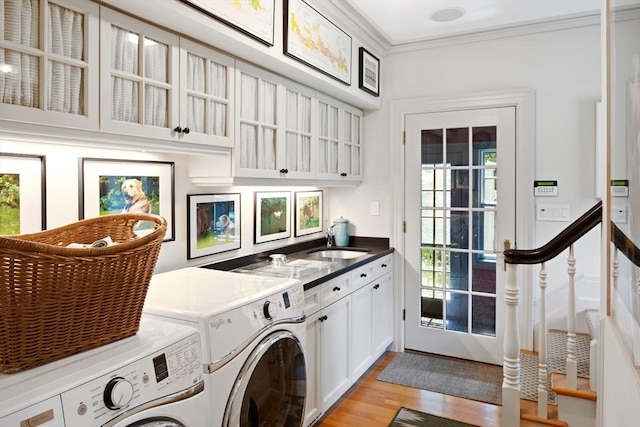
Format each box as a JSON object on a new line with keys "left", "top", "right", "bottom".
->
{"left": 537, "top": 204, "right": 571, "bottom": 222}
{"left": 370, "top": 201, "right": 380, "bottom": 216}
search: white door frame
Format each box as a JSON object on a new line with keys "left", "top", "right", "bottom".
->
{"left": 390, "top": 88, "right": 536, "bottom": 353}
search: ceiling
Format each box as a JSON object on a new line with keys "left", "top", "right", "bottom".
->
{"left": 347, "top": 0, "right": 639, "bottom": 46}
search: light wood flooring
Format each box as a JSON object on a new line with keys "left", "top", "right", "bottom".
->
{"left": 313, "top": 351, "right": 550, "bottom": 427}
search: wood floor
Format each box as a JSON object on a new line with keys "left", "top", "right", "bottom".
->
{"left": 313, "top": 351, "right": 548, "bottom": 427}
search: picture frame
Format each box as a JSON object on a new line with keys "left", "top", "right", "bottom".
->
{"left": 294, "top": 190, "right": 323, "bottom": 236}
{"left": 0, "top": 153, "right": 46, "bottom": 235}
{"left": 254, "top": 191, "right": 291, "bottom": 243}
{"left": 284, "top": 0, "right": 352, "bottom": 85}
{"left": 180, "top": 0, "right": 275, "bottom": 46}
{"left": 358, "top": 47, "right": 380, "bottom": 96}
{"left": 187, "top": 193, "right": 241, "bottom": 259}
{"left": 79, "top": 158, "right": 175, "bottom": 241}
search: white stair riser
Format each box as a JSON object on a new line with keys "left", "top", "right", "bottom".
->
{"left": 557, "top": 394, "right": 596, "bottom": 427}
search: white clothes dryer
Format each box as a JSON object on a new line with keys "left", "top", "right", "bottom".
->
{"left": 143, "top": 267, "right": 307, "bottom": 427}
{"left": 0, "top": 317, "right": 206, "bottom": 427}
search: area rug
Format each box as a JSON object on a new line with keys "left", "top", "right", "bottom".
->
{"left": 377, "top": 352, "right": 502, "bottom": 405}
{"left": 520, "top": 331, "right": 591, "bottom": 405}
{"left": 388, "top": 407, "right": 480, "bottom": 427}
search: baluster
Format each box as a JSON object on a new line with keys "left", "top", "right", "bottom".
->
{"left": 538, "top": 262, "right": 549, "bottom": 418}
{"left": 502, "top": 262, "right": 521, "bottom": 426}
{"left": 566, "top": 244, "right": 578, "bottom": 389}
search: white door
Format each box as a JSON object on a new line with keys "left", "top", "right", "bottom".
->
{"left": 404, "top": 107, "right": 516, "bottom": 365}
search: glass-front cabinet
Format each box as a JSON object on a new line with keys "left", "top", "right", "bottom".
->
{"left": 0, "top": 0, "right": 99, "bottom": 129}
{"left": 100, "top": 8, "right": 233, "bottom": 147}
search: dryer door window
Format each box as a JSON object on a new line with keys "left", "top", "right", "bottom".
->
{"left": 126, "top": 417, "right": 186, "bottom": 427}
{"left": 224, "top": 330, "right": 306, "bottom": 427}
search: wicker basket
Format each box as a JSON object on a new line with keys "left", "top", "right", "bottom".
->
{"left": 0, "top": 214, "right": 167, "bottom": 373}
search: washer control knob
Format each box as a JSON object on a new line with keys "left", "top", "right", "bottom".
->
{"left": 263, "top": 301, "right": 278, "bottom": 320}
{"left": 104, "top": 377, "right": 134, "bottom": 410}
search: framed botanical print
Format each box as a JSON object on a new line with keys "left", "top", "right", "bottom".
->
{"left": 0, "top": 153, "right": 46, "bottom": 235}
{"left": 187, "top": 193, "right": 240, "bottom": 259}
{"left": 254, "top": 191, "right": 291, "bottom": 243}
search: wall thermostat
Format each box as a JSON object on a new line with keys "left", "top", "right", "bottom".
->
{"left": 534, "top": 180, "right": 558, "bottom": 197}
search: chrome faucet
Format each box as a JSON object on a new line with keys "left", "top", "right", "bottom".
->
{"left": 326, "top": 225, "right": 335, "bottom": 247}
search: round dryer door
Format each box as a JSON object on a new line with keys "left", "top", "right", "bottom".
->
{"left": 224, "top": 331, "right": 306, "bottom": 427}
{"left": 126, "top": 418, "right": 187, "bottom": 427}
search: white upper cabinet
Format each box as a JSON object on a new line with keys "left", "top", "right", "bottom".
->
{"left": 0, "top": 0, "right": 99, "bottom": 129}
{"left": 100, "top": 8, "right": 233, "bottom": 148}
{"left": 316, "top": 94, "right": 363, "bottom": 182}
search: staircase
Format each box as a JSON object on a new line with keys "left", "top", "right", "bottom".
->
{"left": 519, "top": 311, "right": 599, "bottom": 427}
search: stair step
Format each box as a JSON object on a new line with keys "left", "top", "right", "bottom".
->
{"left": 520, "top": 400, "right": 568, "bottom": 427}
{"left": 551, "top": 373, "right": 597, "bottom": 401}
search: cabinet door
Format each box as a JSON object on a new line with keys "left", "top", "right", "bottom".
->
{"left": 319, "top": 296, "right": 350, "bottom": 411}
{"left": 372, "top": 272, "right": 394, "bottom": 357}
{"left": 99, "top": 7, "right": 179, "bottom": 139}
{"left": 0, "top": 0, "right": 98, "bottom": 129}
{"left": 350, "top": 284, "right": 373, "bottom": 379}
{"left": 282, "top": 82, "right": 315, "bottom": 179}
{"left": 179, "top": 39, "right": 234, "bottom": 147}
{"left": 304, "top": 311, "right": 321, "bottom": 427}
{"left": 315, "top": 94, "right": 341, "bottom": 180}
{"left": 234, "top": 61, "right": 284, "bottom": 178}
{"left": 341, "top": 104, "right": 363, "bottom": 181}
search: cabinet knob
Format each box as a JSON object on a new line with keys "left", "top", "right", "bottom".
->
{"left": 373, "top": 284, "right": 380, "bottom": 290}
{"left": 183, "top": 127, "right": 190, "bottom": 134}
{"left": 173, "top": 126, "right": 182, "bottom": 133}
{"left": 340, "top": 172, "right": 347, "bottom": 177}
{"left": 332, "top": 286, "right": 341, "bottom": 292}
{"left": 319, "top": 315, "right": 328, "bottom": 322}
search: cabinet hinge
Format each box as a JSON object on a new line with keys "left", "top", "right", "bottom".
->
{"left": 403, "top": 131, "right": 406, "bottom": 144}
{"left": 402, "top": 221, "right": 406, "bottom": 233}
{"left": 402, "top": 309, "right": 405, "bottom": 321}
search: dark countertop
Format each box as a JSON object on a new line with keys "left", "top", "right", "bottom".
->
{"left": 201, "top": 236, "right": 394, "bottom": 291}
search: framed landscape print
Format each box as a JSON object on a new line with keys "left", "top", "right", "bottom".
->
{"left": 80, "top": 158, "right": 175, "bottom": 241}
{"left": 0, "top": 153, "right": 46, "bottom": 235}
{"left": 295, "top": 190, "right": 322, "bottom": 236}
{"left": 180, "top": 0, "right": 275, "bottom": 46}
{"left": 254, "top": 191, "right": 291, "bottom": 243}
{"left": 187, "top": 193, "right": 240, "bottom": 259}
{"left": 284, "top": 0, "right": 352, "bottom": 85}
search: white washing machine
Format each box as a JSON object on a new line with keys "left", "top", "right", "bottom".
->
{"left": 0, "top": 317, "right": 206, "bottom": 427}
{"left": 142, "top": 267, "right": 306, "bottom": 427}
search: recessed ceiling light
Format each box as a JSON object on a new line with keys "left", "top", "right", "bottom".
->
{"left": 430, "top": 7, "right": 466, "bottom": 23}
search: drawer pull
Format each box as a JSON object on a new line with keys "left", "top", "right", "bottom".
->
{"left": 319, "top": 315, "right": 328, "bottom": 322}
{"left": 360, "top": 273, "right": 367, "bottom": 278}
{"left": 332, "top": 286, "right": 341, "bottom": 292}
{"left": 373, "top": 284, "right": 380, "bottom": 290}
{"left": 381, "top": 264, "right": 387, "bottom": 268}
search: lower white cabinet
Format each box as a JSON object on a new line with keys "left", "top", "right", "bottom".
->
{"left": 303, "top": 254, "right": 393, "bottom": 426}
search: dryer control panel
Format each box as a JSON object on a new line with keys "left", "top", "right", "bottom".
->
{"left": 59, "top": 332, "right": 203, "bottom": 427}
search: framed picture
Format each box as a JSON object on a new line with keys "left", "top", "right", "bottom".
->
{"left": 187, "top": 193, "right": 240, "bottom": 259}
{"left": 254, "top": 191, "right": 291, "bottom": 243}
{"left": 284, "top": 0, "right": 352, "bottom": 85}
{"left": 0, "top": 153, "right": 46, "bottom": 235}
{"left": 358, "top": 47, "right": 380, "bottom": 96}
{"left": 79, "top": 158, "right": 175, "bottom": 241}
{"left": 294, "top": 190, "right": 323, "bottom": 236}
{"left": 180, "top": 0, "right": 275, "bottom": 46}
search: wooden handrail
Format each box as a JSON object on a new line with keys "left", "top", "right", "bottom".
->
{"left": 612, "top": 221, "right": 640, "bottom": 268}
{"left": 504, "top": 201, "right": 602, "bottom": 265}
{"left": 503, "top": 200, "right": 639, "bottom": 267}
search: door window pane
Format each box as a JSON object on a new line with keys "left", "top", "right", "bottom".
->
{"left": 446, "top": 127, "right": 469, "bottom": 166}
{"left": 472, "top": 295, "right": 496, "bottom": 336}
{"left": 446, "top": 292, "right": 468, "bottom": 332}
{"left": 421, "top": 129, "right": 443, "bottom": 165}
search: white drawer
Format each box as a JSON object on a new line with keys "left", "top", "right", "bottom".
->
{"left": 370, "top": 254, "right": 393, "bottom": 277}
{"left": 320, "top": 276, "right": 349, "bottom": 307}
{"left": 351, "top": 263, "right": 373, "bottom": 290}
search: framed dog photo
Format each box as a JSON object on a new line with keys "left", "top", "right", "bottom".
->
{"left": 79, "top": 158, "right": 175, "bottom": 241}
{"left": 254, "top": 191, "right": 291, "bottom": 244}
{"left": 187, "top": 193, "right": 240, "bottom": 259}
{"left": 0, "top": 153, "right": 46, "bottom": 235}
{"left": 294, "top": 190, "right": 322, "bottom": 237}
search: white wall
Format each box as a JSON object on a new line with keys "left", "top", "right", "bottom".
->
{"left": 333, "top": 23, "right": 606, "bottom": 290}
{"left": 1, "top": 137, "right": 330, "bottom": 274}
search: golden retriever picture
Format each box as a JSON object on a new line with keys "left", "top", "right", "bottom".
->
{"left": 121, "top": 178, "right": 152, "bottom": 214}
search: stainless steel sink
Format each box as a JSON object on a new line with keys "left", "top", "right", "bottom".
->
{"left": 308, "top": 249, "right": 369, "bottom": 259}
